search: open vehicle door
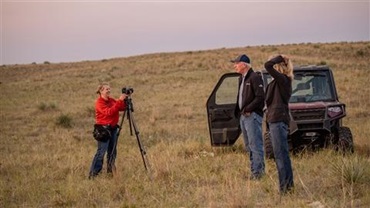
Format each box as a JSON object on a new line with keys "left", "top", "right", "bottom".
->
{"left": 206, "top": 73, "right": 241, "bottom": 146}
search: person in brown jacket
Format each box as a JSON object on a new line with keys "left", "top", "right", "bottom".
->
{"left": 264, "top": 54, "right": 294, "bottom": 194}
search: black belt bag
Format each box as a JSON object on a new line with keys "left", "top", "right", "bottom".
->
{"left": 93, "top": 124, "right": 112, "bottom": 142}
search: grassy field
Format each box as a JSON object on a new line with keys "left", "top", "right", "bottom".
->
{"left": 1, "top": 41, "right": 369, "bottom": 207}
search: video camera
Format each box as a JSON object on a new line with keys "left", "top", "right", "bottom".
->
{"left": 122, "top": 87, "right": 134, "bottom": 95}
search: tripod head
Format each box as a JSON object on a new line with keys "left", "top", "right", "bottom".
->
{"left": 121, "top": 86, "right": 134, "bottom": 95}
{"left": 122, "top": 86, "right": 134, "bottom": 112}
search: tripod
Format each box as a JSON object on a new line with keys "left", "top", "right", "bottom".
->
{"left": 117, "top": 95, "right": 152, "bottom": 179}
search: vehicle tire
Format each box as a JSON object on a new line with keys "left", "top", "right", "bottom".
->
{"left": 264, "top": 132, "right": 274, "bottom": 159}
{"left": 337, "top": 126, "right": 354, "bottom": 153}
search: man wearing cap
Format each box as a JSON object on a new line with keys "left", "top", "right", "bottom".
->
{"left": 231, "top": 54, "right": 265, "bottom": 180}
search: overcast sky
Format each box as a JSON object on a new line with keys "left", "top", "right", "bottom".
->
{"left": 1, "top": 0, "right": 369, "bottom": 65}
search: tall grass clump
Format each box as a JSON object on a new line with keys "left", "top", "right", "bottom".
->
{"left": 37, "top": 102, "right": 57, "bottom": 111}
{"left": 330, "top": 155, "right": 369, "bottom": 184}
{"left": 330, "top": 155, "right": 370, "bottom": 207}
{"left": 56, "top": 114, "right": 73, "bottom": 128}
{"left": 317, "top": 61, "right": 327, "bottom": 65}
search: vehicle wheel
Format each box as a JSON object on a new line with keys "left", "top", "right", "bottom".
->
{"left": 264, "top": 132, "right": 274, "bottom": 159}
{"left": 337, "top": 126, "right": 354, "bottom": 153}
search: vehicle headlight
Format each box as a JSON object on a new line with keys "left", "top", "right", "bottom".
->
{"left": 328, "top": 106, "right": 343, "bottom": 118}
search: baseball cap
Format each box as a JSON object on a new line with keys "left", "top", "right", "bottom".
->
{"left": 230, "top": 54, "right": 251, "bottom": 64}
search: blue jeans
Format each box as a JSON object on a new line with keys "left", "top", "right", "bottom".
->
{"left": 89, "top": 127, "right": 119, "bottom": 176}
{"left": 269, "top": 122, "right": 294, "bottom": 193}
{"left": 240, "top": 112, "right": 265, "bottom": 177}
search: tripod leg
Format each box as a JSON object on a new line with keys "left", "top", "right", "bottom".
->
{"left": 128, "top": 111, "right": 153, "bottom": 180}
{"left": 127, "top": 110, "right": 133, "bottom": 136}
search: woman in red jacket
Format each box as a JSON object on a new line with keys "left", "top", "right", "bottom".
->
{"left": 89, "top": 83, "right": 127, "bottom": 179}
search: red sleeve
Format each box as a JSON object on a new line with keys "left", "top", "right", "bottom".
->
{"left": 96, "top": 98, "right": 119, "bottom": 116}
{"left": 95, "top": 97, "right": 125, "bottom": 124}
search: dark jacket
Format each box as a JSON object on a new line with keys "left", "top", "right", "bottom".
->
{"left": 264, "top": 55, "right": 292, "bottom": 124}
{"left": 235, "top": 68, "right": 265, "bottom": 117}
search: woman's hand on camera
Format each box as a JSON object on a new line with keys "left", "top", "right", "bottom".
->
{"left": 118, "top": 94, "right": 127, "bottom": 101}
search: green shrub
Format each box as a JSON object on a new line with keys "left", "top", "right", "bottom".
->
{"left": 356, "top": 50, "right": 365, "bottom": 57}
{"left": 38, "top": 102, "right": 57, "bottom": 111}
{"left": 318, "top": 61, "right": 327, "bottom": 65}
{"left": 56, "top": 114, "right": 73, "bottom": 128}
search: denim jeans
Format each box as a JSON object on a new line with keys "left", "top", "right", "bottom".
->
{"left": 269, "top": 122, "right": 294, "bottom": 193}
{"left": 240, "top": 112, "right": 265, "bottom": 177}
{"left": 89, "top": 127, "right": 119, "bottom": 176}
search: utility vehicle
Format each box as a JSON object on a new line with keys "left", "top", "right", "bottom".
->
{"left": 206, "top": 65, "right": 354, "bottom": 157}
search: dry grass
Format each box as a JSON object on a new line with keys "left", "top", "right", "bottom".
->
{"left": 1, "top": 41, "right": 370, "bottom": 207}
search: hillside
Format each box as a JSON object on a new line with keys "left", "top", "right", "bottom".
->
{"left": 1, "top": 41, "right": 369, "bottom": 207}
